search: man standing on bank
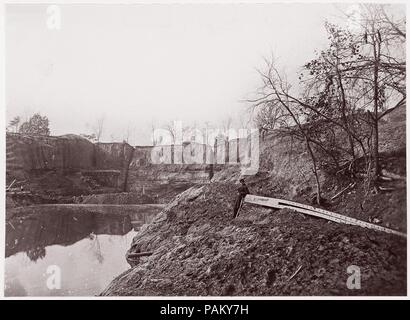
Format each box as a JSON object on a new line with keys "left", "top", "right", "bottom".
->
{"left": 233, "top": 178, "right": 250, "bottom": 218}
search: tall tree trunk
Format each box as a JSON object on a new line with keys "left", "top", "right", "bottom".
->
{"left": 275, "top": 90, "right": 323, "bottom": 205}
{"left": 305, "top": 136, "right": 321, "bottom": 205}
{"left": 372, "top": 33, "right": 381, "bottom": 181}
{"left": 336, "top": 67, "right": 355, "bottom": 159}
{"left": 373, "top": 119, "right": 380, "bottom": 177}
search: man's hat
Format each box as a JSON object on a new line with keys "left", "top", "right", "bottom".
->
{"left": 239, "top": 178, "right": 245, "bottom": 183}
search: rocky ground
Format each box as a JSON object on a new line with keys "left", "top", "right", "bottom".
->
{"left": 101, "top": 178, "right": 406, "bottom": 296}
{"left": 101, "top": 107, "right": 407, "bottom": 296}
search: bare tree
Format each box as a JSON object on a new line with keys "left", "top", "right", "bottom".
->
{"left": 8, "top": 116, "right": 21, "bottom": 133}
{"left": 93, "top": 115, "right": 105, "bottom": 142}
{"left": 123, "top": 123, "right": 136, "bottom": 144}
{"left": 253, "top": 100, "right": 288, "bottom": 139}
{"left": 252, "top": 60, "right": 324, "bottom": 204}
{"left": 251, "top": 4, "right": 405, "bottom": 200}
{"left": 221, "top": 116, "right": 232, "bottom": 137}
{"left": 345, "top": 4, "right": 406, "bottom": 185}
{"left": 163, "top": 121, "right": 177, "bottom": 144}
{"left": 150, "top": 120, "right": 157, "bottom": 146}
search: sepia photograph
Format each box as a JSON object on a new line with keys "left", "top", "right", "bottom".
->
{"left": 2, "top": 1, "right": 407, "bottom": 299}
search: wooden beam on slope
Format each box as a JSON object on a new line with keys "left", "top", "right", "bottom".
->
{"left": 244, "top": 195, "right": 406, "bottom": 238}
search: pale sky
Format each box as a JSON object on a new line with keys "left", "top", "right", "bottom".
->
{"left": 6, "top": 3, "right": 359, "bottom": 145}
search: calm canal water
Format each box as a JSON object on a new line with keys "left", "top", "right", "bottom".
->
{"left": 5, "top": 209, "right": 141, "bottom": 296}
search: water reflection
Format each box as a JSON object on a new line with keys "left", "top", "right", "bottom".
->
{"left": 5, "top": 209, "right": 136, "bottom": 296}
{"left": 6, "top": 210, "right": 132, "bottom": 260}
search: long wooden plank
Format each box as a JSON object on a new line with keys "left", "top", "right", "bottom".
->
{"left": 6, "top": 179, "right": 16, "bottom": 191}
{"left": 244, "top": 195, "right": 406, "bottom": 238}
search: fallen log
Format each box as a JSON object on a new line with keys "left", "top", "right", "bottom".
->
{"left": 288, "top": 265, "right": 303, "bottom": 281}
{"left": 6, "top": 179, "right": 16, "bottom": 191}
{"left": 381, "top": 169, "right": 406, "bottom": 181}
{"left": 379, "top": 186, "right": 396, "bottom": 192}
{"left": 127, "top": 251, "right": 153, "bottom": 258}
{"left": 331, "top": 182, "right": 356, "bottom": 201}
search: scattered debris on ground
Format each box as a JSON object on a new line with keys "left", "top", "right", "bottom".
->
{"left": 101, "top": 180, "right": 406, "bottom": 296}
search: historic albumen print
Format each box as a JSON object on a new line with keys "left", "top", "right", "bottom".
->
{"left": 3, "top": 2, "right": 406, "bottom": 297}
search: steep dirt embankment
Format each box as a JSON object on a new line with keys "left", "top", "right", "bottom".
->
{"left": 6, "top": 134, "right": 130, "bottom": 198}
{"left": 102, "top": 106, "right": 406, "bottom": 296}
{"left": 6, "top": 133, "right": 96, "bottom": 172}
{"left": 125, "top": 143, "right": 225, "bottom": 192}
{"left": 6, "top": 134, "right": 222, "bottom": 207}
{"left": 101, "top": 183, "right": 406, "bottom": 296}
